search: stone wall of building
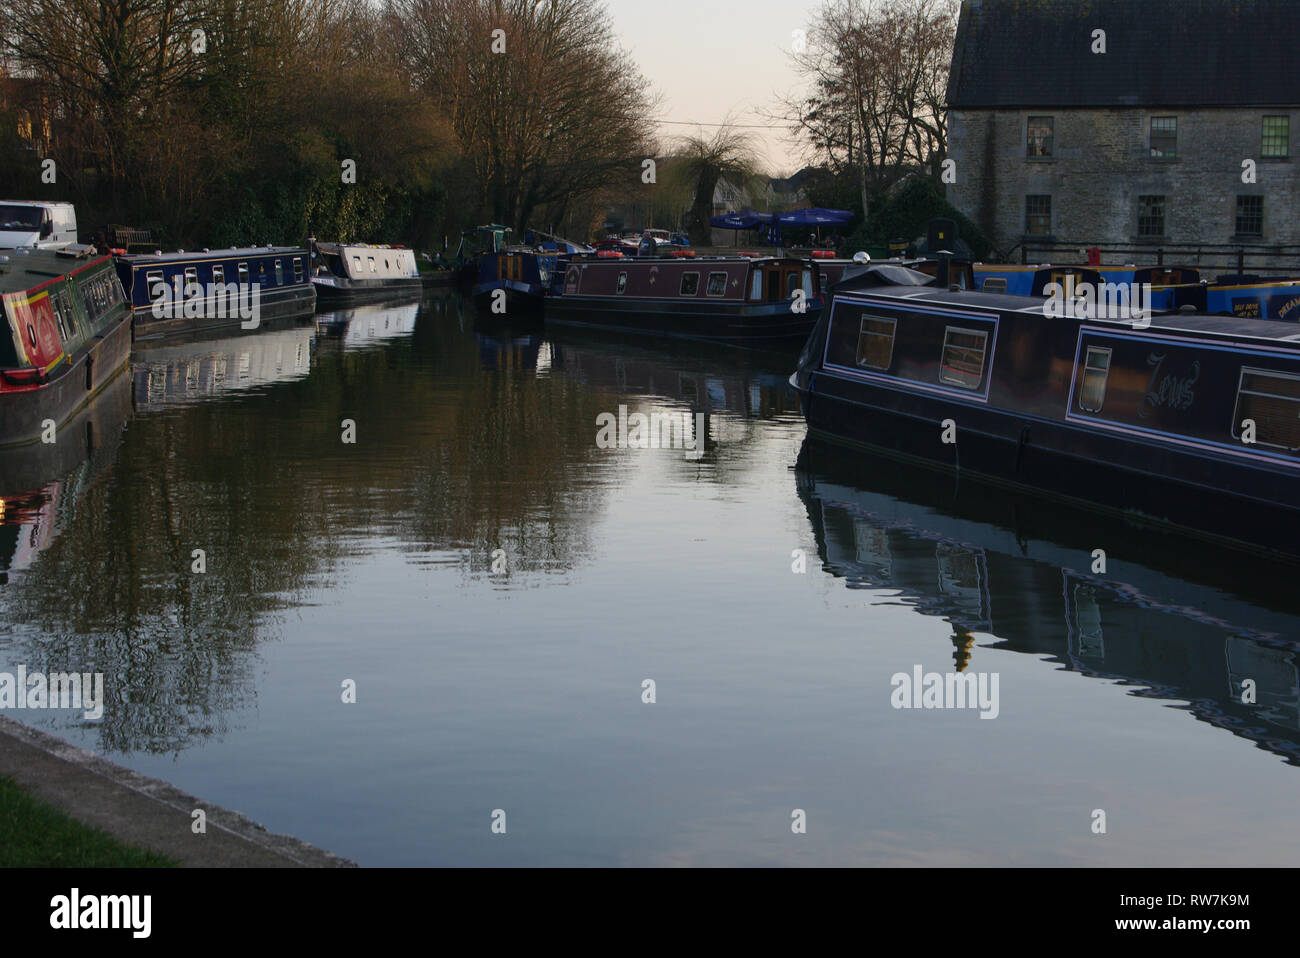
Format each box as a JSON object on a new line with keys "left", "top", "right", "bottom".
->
{"left": 947, "top": 107, "right": 1300, "bottom": 262}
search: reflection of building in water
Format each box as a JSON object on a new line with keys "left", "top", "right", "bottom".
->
{"left": 797, "top": 438, "right": 1300, "bottom": 765}
{"left": 0, "top": 371, "right": 133, "bottom": 579}
{"left": 132, "top": 320, "right": 316, "bottom": 406}
{"left": 316, "top": 300, "right": 419, "bottom": 350}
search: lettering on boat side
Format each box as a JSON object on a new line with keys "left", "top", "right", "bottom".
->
{"left": 890, "top": 665, "right": 999, "bottom": 719}
{"left": 1139, "top": 353, "right": 1200, "bottom": 419}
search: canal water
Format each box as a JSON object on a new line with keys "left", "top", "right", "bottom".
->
{"left": 1, "top": 293, "right": 1298, "bottom": 866}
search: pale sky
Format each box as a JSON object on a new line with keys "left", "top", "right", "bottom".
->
{"left": 606, "top": 0, "right": 822, "bottom": 175}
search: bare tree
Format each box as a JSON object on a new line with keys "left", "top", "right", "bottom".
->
{"left": 781, "top": 0, "right": 958, "bottom": 220}
{"left": 670, "top": 125, "right": 763, "bottom": 247}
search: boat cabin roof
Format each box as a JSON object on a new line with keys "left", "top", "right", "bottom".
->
{"left": 840, "top": 277, "right": 1300, "bottom": 348}
{"left": 0, "top": 247, "right": 107, "bottom": 295}
{"left": 118, "top": 246, "right": 305, "bottom": 264}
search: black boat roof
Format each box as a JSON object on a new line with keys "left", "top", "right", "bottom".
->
{"left": 838, "top": 278, "right": 1300, "bottom": 348}
{"left": 117, "top": 246, "right": 306, "bottom": 263}
{"left": 0, "top": 247, "right": 107, "bottom": 295}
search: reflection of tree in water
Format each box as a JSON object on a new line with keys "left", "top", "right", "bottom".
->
{"left": 0, "top": 302, "right": 619, "bottom": 754}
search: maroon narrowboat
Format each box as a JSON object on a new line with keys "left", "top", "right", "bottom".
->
{"left": 546, "top": 253, "right": 821, "bottom": 349}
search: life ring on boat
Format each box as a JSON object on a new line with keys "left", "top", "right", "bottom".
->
{"left": 737, "top": 251, "right": 760, "bottom": 258}
{"left": 597, "top": 250, "right": 624, "bottom": 258}
{"left": 810, "top": 249, "right": 835, "bottom": 258}
{"left": 669, "top": 249, "right": 695, "bottom": 258}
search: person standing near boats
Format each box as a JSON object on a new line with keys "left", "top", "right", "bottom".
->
{"left": 638, "top": 230, "right": 655, "bottom": 257}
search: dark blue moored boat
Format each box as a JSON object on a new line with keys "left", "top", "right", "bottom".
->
{"left": 547, "top": 252, "right": 821, "bottom": 349}
{"left": 791, "top": 263, "right": 1300, "bottom": 555}
{"left": 115, "top": 246, "right": 316, "bottom": 340}
{"left": 0, "top": 247, "right": 132, "bottom": 447}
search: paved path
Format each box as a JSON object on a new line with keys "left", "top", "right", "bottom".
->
{"left": 0, "top": 716, "right": 354, "bottom": 867}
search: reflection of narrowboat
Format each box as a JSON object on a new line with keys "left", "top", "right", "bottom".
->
{"left": 131, "top": 317, "right": 316, "bottom": 408}
{"left": 1, "top": 247, "right": 132, "bottom": 447}
{"left": 791, "top": 263, "right": 1300, "bottom": 554}
{"left": 547, "top": 254, "right": 822, "bottom": 349}
{"left": 0, "top": 370, "right": 132, "bottom": 579}
{"left": 310, "top": 243, "right": 422, "bottom": 304}
{"left": 116, "top": 246, "right": 316, "bottom": 339}
{"left": 796, "top": 436, "right": 1300, "bottom": 762}
{"left": 315, "top": 300, "right": 419, "bottom": 349}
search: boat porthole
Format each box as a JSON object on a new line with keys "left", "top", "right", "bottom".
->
{"left": 26, "top": 323, "right": 36, "bottom": 347}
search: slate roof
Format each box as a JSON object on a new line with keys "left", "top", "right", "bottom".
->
{"left": 946, "top": 0, "right": 1300, "bottom": 109}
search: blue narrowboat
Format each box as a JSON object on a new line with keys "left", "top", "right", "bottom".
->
{"left": 792, "top": 263, "right": 1300, "bottom": 556}
{"left": 115, "top": 246, "right": 316, "bottom": 339}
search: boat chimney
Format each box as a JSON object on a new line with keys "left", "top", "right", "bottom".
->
{"left": 935, "top": 249, "right": 953, "bottom": 289}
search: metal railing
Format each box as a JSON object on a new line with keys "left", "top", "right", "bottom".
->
{"left": 1013, "top": 241, "right": 1300, "bottom": 277}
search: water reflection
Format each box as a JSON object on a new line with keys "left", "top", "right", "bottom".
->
{"left": 316, "top": 298, "right": 420, "bottom": 350}
{"left": 796, "top": 436, "right": 1300, "bottom": 765}
{"left": 0, "top": 299, "right": 617, "bottom": 754}
{"left": 131, "top": 317, "right": 317, "bottom": 407}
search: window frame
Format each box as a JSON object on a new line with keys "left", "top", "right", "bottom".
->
{"left": 1231, "top": 366, "right": 1300, "bottom": 451}
{"left": 1149, "top": 116, "right": 1178, "bottom": 159}
{"left": 1078, "top": 346, "right": 1112, "bottom": 413}
{"left": 939, "top": 326, "right": 989, "bottom": 391}
{"left": 1025, "top": 194, "right": 1052, "bottom": 236}
{"left": 1262, "top": 115, "right": 1290, "bottom": 159}
{"left": 1026, "top": 115, "right": 1054, "bottom": 158}
{"left": 1236, "top": 195, "right": 1264, "bottom": 237}
{"left": 855, "top": 314, "right": 897, "bottom": 371}
{"left": 705, "top": 271, "right": 728, "bottom": 297}
{"left": 679, "top": 271, "right": 700, "bottom": 296}
{"left": 1137, "top": 195, "right": 1166, "bottom": 238}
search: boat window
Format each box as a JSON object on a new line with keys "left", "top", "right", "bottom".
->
{"left": 785, "top": 271, "right": 801, "bottom": 298}
{"left": 802, "top": 269, "right": 814, "bottom": 298}
{"left": 146, "top": 270, "right": 165, "bottom": 301}
{"left": 50, "top": 289, "right": 74, "bottom": 343}
{"left": 706, "top": 272, "right": 728, "bottom": 296}
{"left": 982, "top": 277, "right": 1007, "bottom": 293}
{"left": 183, "top": 267, "right": 198, "bottom": 289}
{"left": 294, "top": 258, "right": 304, "bottom": 282}
{"left": 940, "top": 327, "right": 988, "bottom": 390}
{"left": 680, "top": 272, "right": 700, "bottom": 296}
{"left": 212, "top": 265, "right": 225, "bottom": 283}
{"left": 1078, "top": 346, "right": 1111, "bottom": 412}
{"left": 750, "top": 270, "right": 763, "bottom": 300}
{"left": 1232, "top": 367, "right": 1300, "bottom": 450}
{"left": 275, "top": 259, "right": 283, "bottom": 285}
{"left": 238, "top": 263, "right": 249, "bottom": 284}
{"left": 856, "top": 315, "right": 896, "bottom": 370}
{"left": 353, "top": 255, "right": 362, "bottom": 272}
{"left": 384, "top": 259, "right": 390, "bottom": 270}
{"left": 616, "top": 272, "right": 627, "bottom": 294}
{"left": 368, "top": 256, "right": 377, "bottom": 273}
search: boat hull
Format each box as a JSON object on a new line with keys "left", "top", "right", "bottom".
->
{"left": 311, "top": 277, "right": 422, "bottom": 305}
{"left": 546, "top": 297, "right": 818, "bottom": 349}
{"left": 132, "top": 285, "right": 316, "bottom": 339}
{"left": 0, "top": 314, "right": 133, "bottom": 448}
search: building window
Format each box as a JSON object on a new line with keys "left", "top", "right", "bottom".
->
{"left": 1262, "top": 116, "right": 1289, "bottom": 158}
{"left": 1027, "top": 116, "right": 1054, "bottom": 157}
{"left": 1079, "top": 347, "right": 1111, "bottom": 412}
{"left": 1233, "top": 368, "right": 1300, "bottom": 450}
{"left": 1236, "top": 196, "right": 1264, "bottom": 237}
{"left": 616, "top": 271, "right": 627, "bottom": 294}
{"left": 706, "top": 272, "right": 728, "bottom": 296}
{"left": 1149, "top": 116, "right": 1177, "bottom": 158}
{"left": 855, "top": 315, "right": 896, "bottom": 370}
{"left": 1025, "top": 195, "right": 1052, "bottom": 235}
{"left": 680, "top": 272, "right": 700, "bottom": 296}
{"left": 1137, "top": 195, "right": 1165, "bottom": 238}
{"left": 940, "top": 327, "right": 988, "bottom": 390}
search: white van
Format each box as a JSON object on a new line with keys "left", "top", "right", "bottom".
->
{"left": 0, "top": 201, "right": 78, "bottom": 249}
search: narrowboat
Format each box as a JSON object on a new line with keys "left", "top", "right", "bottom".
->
{"left": 974, "top": 263, "right": 1204, "bottom": 312}
{"left": 791, "top": 263, "right": 1300, "bottom": 555}
{"left": 309, "top": 242, "right": 421, "bottom": 304}
{"left": 472, "top": 248, "right": 552, "bottom": 313}
{"left": 0, "top": 246, "right": 132, "bottom": 447}
{"left": 1203, "top": 276, "right": 1300, "bottom": 320}
{"left": 116, "top": 246, "right": 316, "bottom": 339}
{"left": 453, "top": 225, "right": 512, "bottom": 288}
{"left": 546, "top": 253, "right": 822, "bottom": 349}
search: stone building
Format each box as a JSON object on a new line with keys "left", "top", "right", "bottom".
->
{"left": 944, "top": 0, "right": 1300, "bottom": 262}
